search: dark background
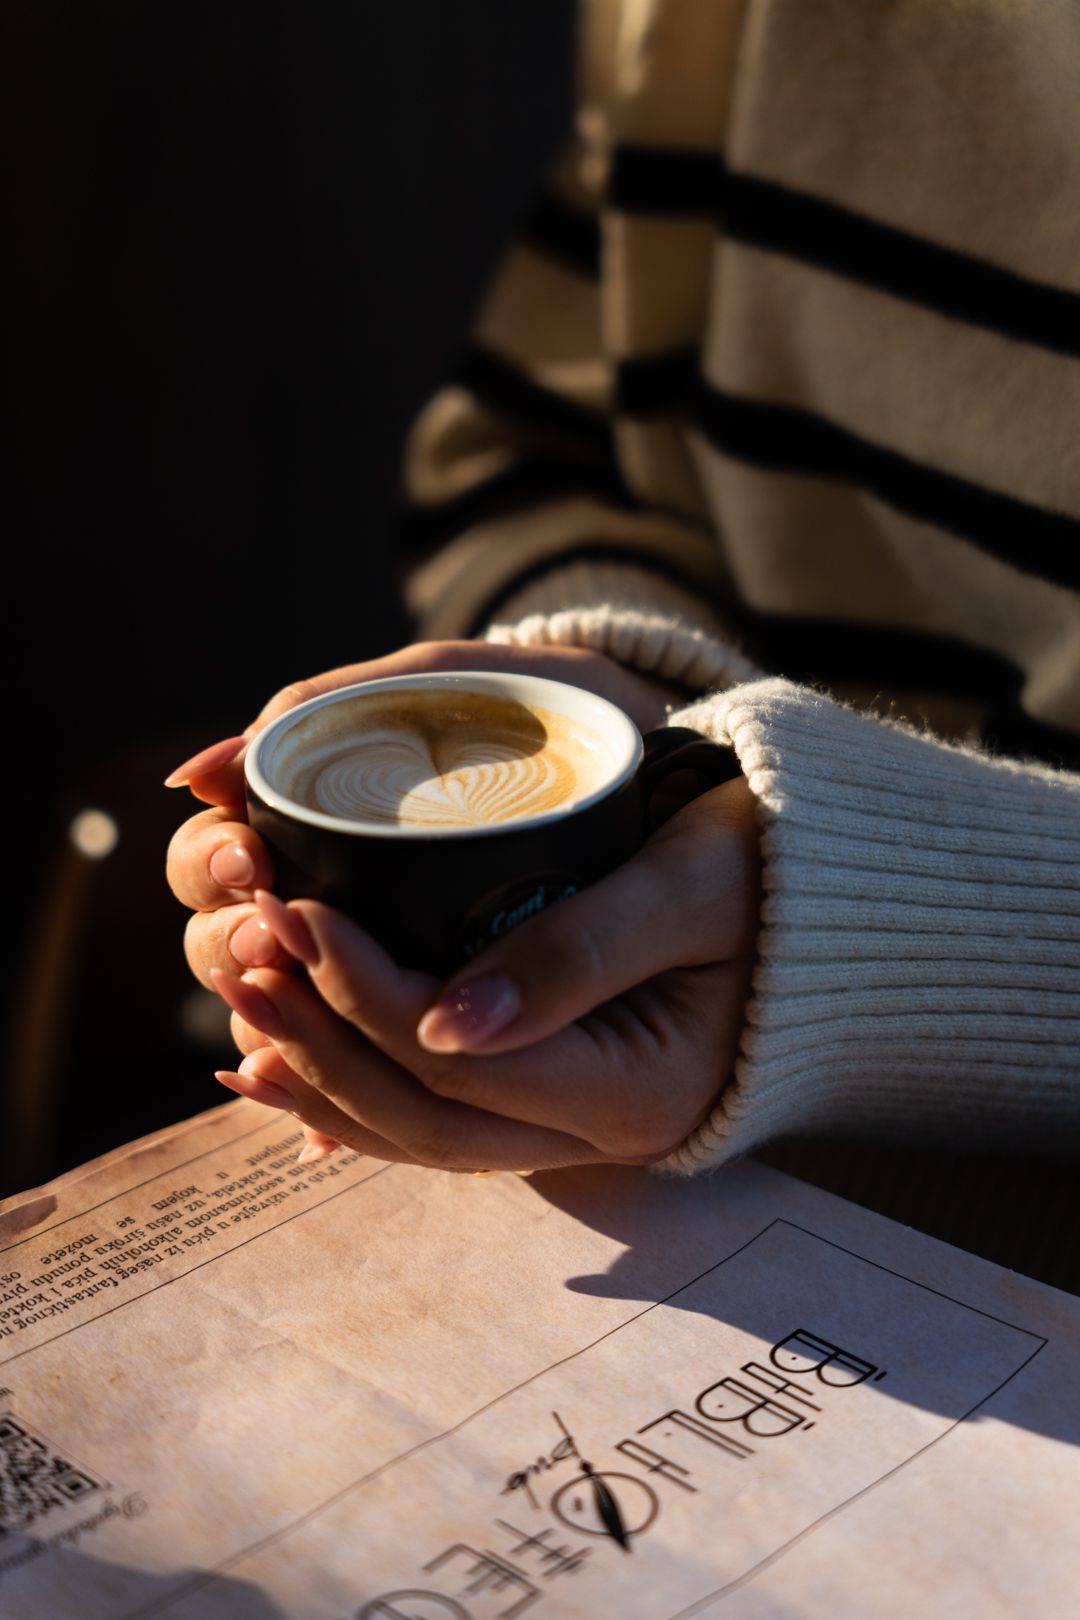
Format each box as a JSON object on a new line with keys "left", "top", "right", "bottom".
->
{"left": 3, "top": 0, "right": 575, "bottom": 1195}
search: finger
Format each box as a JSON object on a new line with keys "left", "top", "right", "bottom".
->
{"left": 184, "top": 903, "right": 296, "bottom": 989}
{"left": 237, "top": 1052, "right": 538, "bottom": 1175}
{"left": 254, "top": 893, "right": 437, "bottom": 1057}
{"left": 242, "top": 640, "right": 611, "bottom": 737}
{"left": 298, "top": 1127, "right": 343, "bottom": 1164}
{"left": 214, "top": 1065, "right": 352, "bottom": 1149}
{"left": 167, "top": 807, "right": 276, "bottom": 911}
{"left": 415, "top": 779, "right": 757, "bottom": 1056}
{"left": 166, "top": 659, "right": 445, "bottom": 811}
{"left": 171, "top": 652, "right": 451, "bottom": 809}
{"left": 228, "top": 1010, "right": 271, "bottom": 1059}
{"left": 252, "top": 896, "right": 675, "bottom": 1156}
{"left": 212, "top": 965, "right": 598, "bottom": 1173}
{"left": 232, "top": 1047, "right": 412, "bottom": 1164}
{"left": 164, "top": 736, "right": 248, "bottom": 803}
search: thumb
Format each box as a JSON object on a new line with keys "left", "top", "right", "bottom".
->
{"left": 416, "top": 816, "right": 748, "bottom": 1059}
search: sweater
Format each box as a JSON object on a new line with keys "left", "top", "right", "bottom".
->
{"left": 399, "top": 0, "right": 1080, "bottom": 1176}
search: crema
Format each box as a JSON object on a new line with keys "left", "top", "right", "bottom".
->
{"left": 274, "top": 690, "right": 617, "bottom": 829}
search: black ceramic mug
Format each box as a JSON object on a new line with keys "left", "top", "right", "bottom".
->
{"left": 245, "top": 670, "right": 740, "bottom": 976}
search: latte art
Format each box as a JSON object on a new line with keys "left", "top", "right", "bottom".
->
{"left": 275, "top": 691, "right": 617, "bottom": 829}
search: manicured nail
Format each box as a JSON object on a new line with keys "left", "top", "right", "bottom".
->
{"left": 164, "top": 735, "right": 247, "bottom": 788}
{"left": 210, "top": 842, "right": 256, "bottom": 889}
{"left": 210, "top": 967, "right": 286, "bottom": 1038}
{"left": 417, "top": 974, "right": 521, "bottom": 1054}
{"left": 215, "top": 1070, "right": 295, "bottom": 1111}
{"left": 255, "top": 890, "right": 320, "bottom": 966}
{"left": 297, "top": 1141, "right": 330, "bottom": 1165}
{"left": 229, "top": 915, "right": 278, "bottom": 968}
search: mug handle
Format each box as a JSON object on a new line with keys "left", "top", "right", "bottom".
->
{"left": 640, "top": 726, "right": 742, "bottom": 829}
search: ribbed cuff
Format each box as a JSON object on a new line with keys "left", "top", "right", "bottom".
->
{"left": 659, "top": 678, "right": 1080, "bottom": 1174}
{"left": 483, "top": 557, "right": 761, "bottom": 691}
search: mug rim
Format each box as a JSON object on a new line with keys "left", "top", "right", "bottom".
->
{"left": 244, "top": 670, "right": 644, "bottom": 840}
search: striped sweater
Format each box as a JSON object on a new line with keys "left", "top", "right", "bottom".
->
{"left": 400, "top": 0, "right": 1080, "bottom": 1174}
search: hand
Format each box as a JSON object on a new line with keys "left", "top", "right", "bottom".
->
{"left": 210, "top": 773, "right": 760, "bottom": 1172}
{"left": 165, "top": 639, "right": 687, "bottom": 1098}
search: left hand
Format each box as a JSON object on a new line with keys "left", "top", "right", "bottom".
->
{"left": 211, "top": 774, "right": 760, "bottom": 1172}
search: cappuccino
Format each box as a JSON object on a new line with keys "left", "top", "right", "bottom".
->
{"left": 275, "top": 689, "right": 618, "bottom": 829}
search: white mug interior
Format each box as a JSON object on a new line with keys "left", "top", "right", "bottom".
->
{"left": 244, "top": 670, "right": 644, "bottom": 839}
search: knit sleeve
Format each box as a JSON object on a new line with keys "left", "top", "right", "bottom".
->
{"left": 488, "top": 589, "right": 1080, "bottom": 1174}
{"left": 482, "top": 555, "right": 760, "bottom": 693}
{"left": 659, "top": 678, "right": 1080, "bottom": 1174}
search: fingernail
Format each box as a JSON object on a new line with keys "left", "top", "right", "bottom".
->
{"left": 164, "top": 735, "right": 247, "bottom": 788}
{"left": 210, "top": 842, "right": 256, "bottom": 889}
{"left": 230, "top": 915, "right": 278, "bottom": 968}
{"left": 417, "top": 974, "right": 521, "bottom": 1054}
{"left": 209, "top": 967, "right": 286, "bottom": 1038}
{"left": 297, "top": 1141, "right": 329, "bottom": 1165}
{"left": 215, "top": 1070, "right": 295, "bottom": 1111}
{"left": 255, "top": 890, "right": 320, "bottom": 966}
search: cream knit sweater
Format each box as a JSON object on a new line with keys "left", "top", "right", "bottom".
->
{"left": 401, "top": 1, "right": 1080, "bottom": 1173}
{"left": 484, "top": 560, "right": 1080, "bottom": 1174}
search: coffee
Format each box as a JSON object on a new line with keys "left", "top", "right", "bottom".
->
{"left": 247, "top": 670, "right": 738, "bottom": 971}
{"left": 274, "top": 689, "right": 618, "bottom": 829}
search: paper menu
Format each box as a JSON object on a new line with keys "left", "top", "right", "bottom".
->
{"left": 0, "top": 1100, "right": 1075, "bottom": 1617}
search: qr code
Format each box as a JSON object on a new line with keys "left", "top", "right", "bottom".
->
{"left": 0, "top": 1414, "right": 103, "bottom": 1534}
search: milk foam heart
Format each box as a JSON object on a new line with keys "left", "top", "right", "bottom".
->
{"left": 274, "top": 690, "right": 618, "bottom": 829}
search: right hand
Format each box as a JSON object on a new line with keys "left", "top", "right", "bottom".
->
{"left": 167, "top": 638, "right": 687, "bottom": 1076}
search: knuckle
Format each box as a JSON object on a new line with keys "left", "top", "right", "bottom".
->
{"left": 167, "top": 811, "right": 230, "bottom": 901}
{"left": 399, "top": 639, "right": 469, "bottom": 674}
{"left": 557, "top": 912, "right": 607, "bottom": 991}
{"left": 298, "top": 1059, "right": 336, "bottom": 1098}
{"left": 182, "top": 913, "right": 213, "bottom": 983}
{"left": 260, "top": 678, "right": 320, "bottom": 727}
{"left": 278, "top": 677, "right": 320, "bottom": 709}
{"left": 165, "top": 822, "right": 201, "bottom": 897}
{"left": 229, "top": 1012, "right": 267, "bottom": 1056}
{"left": 419, "top": 1059, "right": 482, "bottom": 1107}
{"left": 315, "top": 971, "right": 366, "bottom": 1030}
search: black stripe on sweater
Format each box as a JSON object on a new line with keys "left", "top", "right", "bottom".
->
{"left": 748, "top": 610, "right": 1080, "bottom": 767}
{"left": 400, "top": 455, "right": 633, "bottom": 556}
{"left": 612, "top": 146, "right": 1080, "bottom": 358}
{"left": 618, "top": 350, "right": 697, "bottom": 415}
{"left": 742, "top": 610, "right": 1021, "bottom": 704}
{"left": 520, "top": 190, "right": 601, "bottom": 277}
{"left": 618, "top": 354, "right": 1080, "bottom": 590}
{"left": 454, "top": 347, "right": 613, "bottom": 457}
{"left": 694, "top": 382, "right": 1080, "bottom": 591}
{"left": 611, "top": 145, "right": 718, "bottom": 214}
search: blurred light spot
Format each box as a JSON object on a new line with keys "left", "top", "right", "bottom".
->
{"left": 69, "top": 808, "right": 119, "bottom": 860}
{"left": 178, "top": 987, "right": 232, "bottom": 1049}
